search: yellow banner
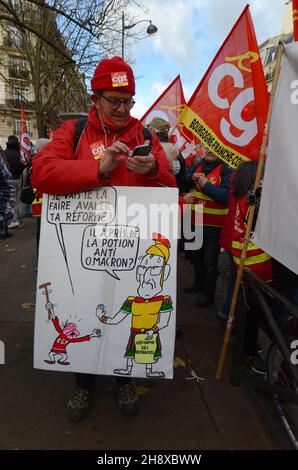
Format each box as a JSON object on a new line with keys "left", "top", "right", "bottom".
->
{"left": 180, "top": 107, "right": 250, "bottom": 168}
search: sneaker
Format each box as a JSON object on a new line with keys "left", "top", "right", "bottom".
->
{"left": 8, "top": 221, "right": 20, "bottom": 229}
{"left": 245, "top": 354, "right": 267, "bottom": 376}
{"left": 66, "top": 388, "right": 91, "bottom": 422}
{"left": 116, "top": 381, "right": 139, "bottom": 417}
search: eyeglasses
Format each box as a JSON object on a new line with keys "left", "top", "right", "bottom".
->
{"left": 136, "top": 265, "right": 163, "bottom": 278}
{"left": 100, "top": 94, "right": 135, "bottom": 110}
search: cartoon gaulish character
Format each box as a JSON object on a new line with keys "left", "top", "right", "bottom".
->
{"left": 98, "top": 233, "right": 173, "bottom": 378}
{"left": 44, "top": 302, "right": 101, "bottom": 366}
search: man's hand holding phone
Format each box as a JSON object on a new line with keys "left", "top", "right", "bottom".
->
{"left": 98, "top": 141, "right": 129, "bottom": 176}
{"left": 127, "top": 140, "right": 157, "bottom": 176}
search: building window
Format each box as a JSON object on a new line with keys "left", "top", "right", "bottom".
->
{"left": 266, "top": 47, "right": 277, "bottom": 65}
{"left": 11, "top": 0, "right": 22, "bottom": 15}
{"left": 5, "top": 24, "right": 23, "bottom": 49}
{"left": 9, "top": 57, "right": 29, "bottom": 80}
{"left": 12, "top": 87, "right": 29, "bottom": 101}
{"left": 13, "top": 118, "right": 32, "bottom": 137}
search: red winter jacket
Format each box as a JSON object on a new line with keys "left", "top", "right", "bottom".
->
{"left": 32, "top": 107, "right": 176, "bottom": 194}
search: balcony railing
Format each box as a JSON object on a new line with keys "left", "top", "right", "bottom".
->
{"left": 0, "top": 99, "right": 35, "bottom": 110}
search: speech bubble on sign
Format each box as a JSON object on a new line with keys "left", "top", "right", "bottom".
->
{"left": 46, "top": 188, "right": 117, "bottom": 292}
{"left": 81, "top": 224, "right": 140, "bottom": 280}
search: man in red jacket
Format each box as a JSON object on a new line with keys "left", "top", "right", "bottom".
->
{"left": 32, "top": 56, "right": 176, "bottom": 422}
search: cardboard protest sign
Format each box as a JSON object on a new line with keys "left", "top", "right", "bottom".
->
{"left": 34, "top": 186, "right": 178, "bottom": 379}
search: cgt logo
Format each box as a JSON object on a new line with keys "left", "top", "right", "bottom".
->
{"left": 290, "top": 339, "right": 298, "bottom": 366}
{"left": 207, "top": 52, "right": 259, "bottom": 147}
{"left": 0, "top": 340, "right": 4, "bottom": 365}
{"left": 111, "top": 72, "right": 128, "bottom": 87}
{"left": 90, "top": 141, "right": 106, "bottom": 160}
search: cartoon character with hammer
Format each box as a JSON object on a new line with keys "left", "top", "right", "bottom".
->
{"left": 39, "top": 282, "right": 101, "bottom": 366}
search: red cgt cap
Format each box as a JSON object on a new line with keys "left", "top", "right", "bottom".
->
{"left": 91, "top": 56, "right": 135, "bottom": 95}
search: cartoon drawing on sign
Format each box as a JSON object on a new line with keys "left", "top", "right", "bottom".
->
{"left": 98, "top": 233, "right": 173, "bottom": 378}
{"left": 39, "top": 283, "right": 101, "bottom": 366}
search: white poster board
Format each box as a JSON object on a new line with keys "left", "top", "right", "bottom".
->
{"left": 34, "top": 186, "right": 178, "bottom": 379}
{"left": 254, "top": 43, "right": 298, "bottom": 275}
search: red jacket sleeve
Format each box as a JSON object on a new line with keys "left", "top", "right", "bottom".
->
{"left": 52, "top": 317, "right": 63, "bottom": 335}
{"left": 31, "top": 121, "right": 100, "bottom": 195}
{"left": 146, "top": 133, "right": 176, "bottom": 188}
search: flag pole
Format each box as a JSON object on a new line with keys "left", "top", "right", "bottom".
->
{"left": 293, "top": 0, "right": 298, "bottom": 42}
{"left": 215, "top": 42, "right": 284, "bottom": 380}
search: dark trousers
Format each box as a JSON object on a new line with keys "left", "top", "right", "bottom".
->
{"left": 75, "top": 373, "right": 131, "bottom": 390}
{"left": 188, "top": 235, "right": 221, "bottom": 300}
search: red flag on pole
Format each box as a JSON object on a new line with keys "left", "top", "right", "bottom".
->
{"left": 141, "top": 75, "right": 186, "bottom": 129}
{"left": 140, "top": 76, "right": 200, "bottom": 161}
{"left": 19, "top": 103, "right": 32, "bottom": 165}
{"left": 176, "top": 5, "right": 269, "bottom": 169}
{"left": 293, "top": 0, "right": 298, "bottom": 41}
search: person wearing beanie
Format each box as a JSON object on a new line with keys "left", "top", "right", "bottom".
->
{"left": 148, "top": 116, "right": 187, "bottom": 193}
{"left": 32, "top": 56, "right": 176, "bottom": 422}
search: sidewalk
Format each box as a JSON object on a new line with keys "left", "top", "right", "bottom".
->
{"left": 0, "top": 219, "right": 281, "bottom": 450}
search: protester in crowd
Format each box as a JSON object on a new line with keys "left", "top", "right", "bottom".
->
{"left": 181, "top": 148, "right": 234, "bottom": 307}
{"left": 230, "top": 161, "right": 272, "bottom": 374}
{"left": 32, "top": 56, "right": 176, "bottom": 422}
{"left": 0, "top": 149, "right": 15, "bottom": 239}
{"left": 4, "top": 135, "right": 25, "bottom": 228}
{"left": 31, "top": 138, "right": 50, "bottom": 257}
{"left": 185, "top": 143, "right": 205, "bottom": 169}
{"left": 217, "top": 171, "right": 237, "bottom": 320}
{"left": 147, "top": 117, "right": 187, "bottom": 192}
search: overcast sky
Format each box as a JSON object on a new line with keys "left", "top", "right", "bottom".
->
{"left": 126, "top": 0, "right": 288, "bottom": 118}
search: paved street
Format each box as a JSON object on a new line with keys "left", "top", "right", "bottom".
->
{"left": 0, "top": 218, "right": 281, "bottom": 450}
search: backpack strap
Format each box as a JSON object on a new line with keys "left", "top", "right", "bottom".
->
{"left": 74, "top": 117, "right": 88, "bottom": 153}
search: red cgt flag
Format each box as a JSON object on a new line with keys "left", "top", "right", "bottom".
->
{"left": 141, "top": 75, "right": 186, "bottom": 129}
{"left": 140, "top": 75, "right": 200, "bottom": 161}
{"left": 177, "top": 5, "right": 269, "bottom": 169}
{"left": 19, "top": 103, "right": 32, "bottom": 165}
{"left": 293, "top": 0, "right": 298, "bottom": 41}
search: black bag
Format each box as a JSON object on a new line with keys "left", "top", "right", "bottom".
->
{"left": 20, "top": 166, "right": 35, "bottom": 204}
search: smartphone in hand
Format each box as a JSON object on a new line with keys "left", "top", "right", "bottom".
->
{"left": 131, "top": 144, "right": 151, "bottom": 157}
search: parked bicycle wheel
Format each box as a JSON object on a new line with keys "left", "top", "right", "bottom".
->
{"left": 267, "top": 339, "right": 298, "bottom": 449}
